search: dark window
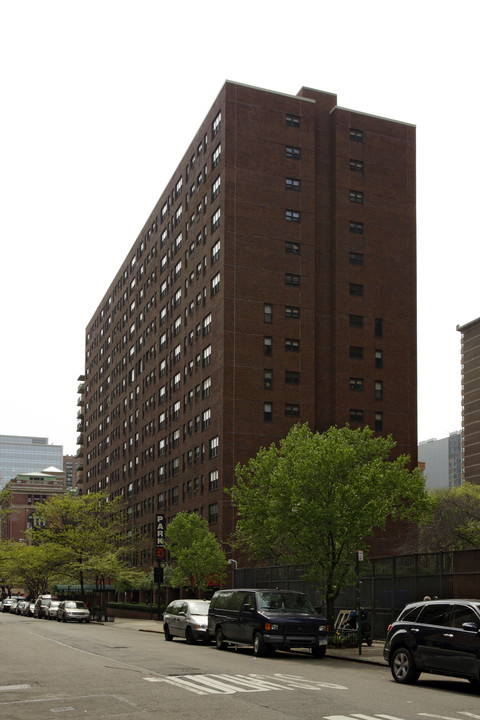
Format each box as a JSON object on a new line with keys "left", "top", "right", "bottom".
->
{"left": 208, "top": 502, "right": 218, "bottom": 524}
{"left": 264, "top": 369, "right": 273, "bottom": 390}
{"left": 349, "top": 190, "right": 364, "bottom": 203}
{"left": 285, "top": 273, "right": 300, "bottom": 286}
{"left": 350, "top": 409, "right": 363, "bottom": 422}
{"left": 264, "top": 337, "right": 273, "bottom": 356}
{"left": 285, "top": 404, "right": 300, "bottom": 417}
{"left": 349, "top": 221, "right": 364, "bottom": 234}
{"left": 285, "top": 306, "right": 300, "bottom": 319}
{"left": 264, "top": 402, "right": 273, "bottom": 422}
{"left": 349, "top": 159, "right": 364, "bottom": 172}
{"left": 285, "top": 241, "right": 300, "bottom": 254}
{"left": 286, "top": 209, "right": 300, "bottom": 222}
{"left": 264, "top": 303, "right": 273, "bottom": 323}
{"left": 349, "top": 377, "right": 364, "bottom": 391}
{"left": 417, "top": 603, "right": 450, "bottom": 626}
{"left": 375, "top": 381, "right": 383, "bottom": 400}
{"left": 375, "top": 412, "right": 383, "bottom": 431}
{"left": 350, "top": 128, "right": 364, "bottom": 141}
{"left": 286, "top": 146, "right": 301, "bottom": 159}
{"left": 451, "top": 604, "right": 480, "bottom": 629}
{"left": 286, "top": 114, "right": 301, "bottom": 127}
{"left": 349, "top": 252, "right": 364, "bottom": 266}
{"left": 349, "top": 345, "right": 363, "bottom": 359}
{"left": 350, "top": 283, "right": 364, "bottom": 297}
{"left": 375, "top": 317, "right": 383, "bottom": 338}
{"left": 375, "top": 349, "right": 383, "bottom": 368}
{"left": 285, "top": 370, "right": 300, "bottom": 384}
{"left": 285, "top": 338, "right": 300, "bottom": 352}
{"left": 285, "top": 177, "right": 301, "bottom": 191}
{"left": 349, "top": 314, "right": 364, "bottom": 328}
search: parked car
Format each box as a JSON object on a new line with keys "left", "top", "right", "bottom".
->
{"left": 384, "top": 598, "right": 480, "bottom": 688}
{"left": 57, "top": 600, "right": 91, "bottom": 623}
{"left": 16, "top": 599, "right": 30, "bottom": 615}
{"left": 1, "top": 596, "right": 22, "bottom": 613}
{"left": 163, "top": 599, "right": 211, "bottom": 644}
{"left": 208, "top": 588, "right": 328, "bottom": 657}
{"left": 45, "top": 600, "right": 61, "bottom": 620}
{"left": 22, "top": 601, "right": 35, "bottom": 616}
{"left": 34, "top": 595, "right": 58, "bottom": 618}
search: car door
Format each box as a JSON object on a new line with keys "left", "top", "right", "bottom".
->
{"left": 441, "top": 603, "right": 480, "bottom": 676}
{"left": 413, "top": 602, "right": 451, "bottom": 671}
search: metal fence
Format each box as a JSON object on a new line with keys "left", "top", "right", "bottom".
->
{"left": 233, "top": 549, "right": 480, "bottom": 640}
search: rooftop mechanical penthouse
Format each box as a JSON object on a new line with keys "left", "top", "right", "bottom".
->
{"left": 79, "top": 81, "right": 417, "bottom": 565}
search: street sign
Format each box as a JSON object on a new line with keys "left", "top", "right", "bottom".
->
{"left": 156, "top": 547, "right": 165, "bottom": 559}
{"left": 155, "top": 513, "right": 166, "bottom": 550}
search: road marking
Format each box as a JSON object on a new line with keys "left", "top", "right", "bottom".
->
{"left": 144, "top": 672, "right": 348, "bottom": 696}
{"left": 0, "top": 684, "right": 31, "bottom": 692}
{"left": 459, "top": 715, "right": 480, "bottom": 719}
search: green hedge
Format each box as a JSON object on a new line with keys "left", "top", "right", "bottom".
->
{"left": 107, "top": 601, "right": 167, "bottom": 615}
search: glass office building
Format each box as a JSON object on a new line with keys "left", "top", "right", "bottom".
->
{"left": 0, "top": 435, "right": 63, "bottom": 490}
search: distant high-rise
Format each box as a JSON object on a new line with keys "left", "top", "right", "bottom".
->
{"left": 80, "top": 81, "right": 417, "bottom": 564}
{"left": 457, "top": 317, "right": 480, "bottom": 483}
{"left": 0, "top": 435, "right": 63, "bottom": 490}
{"left": 418, "top": 432, "right": 462, "bottom": 489}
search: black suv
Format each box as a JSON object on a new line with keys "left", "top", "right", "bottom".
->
{"left": 384, "top": 598, "right": 480, "bottom": 688}
{"left": 208, "top": 588, "right": 328, "bottom": 657}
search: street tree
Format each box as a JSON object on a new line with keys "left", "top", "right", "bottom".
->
{"left": 419, "top": 482, "right": 480, "bottom": 551}
{"left": 4, "top": 541, "right": 69, "bottom": 598}
{"left": 31, "top": 491, "right": 138, "bottom": 597}
{"left": 165, "top": 512, "right": 227, "bottom": 595}
{"left": 229, "top": 423, "right": 429, "bottom": 627}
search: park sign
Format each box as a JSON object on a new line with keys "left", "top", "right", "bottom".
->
{"left": 155, "top": 513, "right": 166, "bottom": 561}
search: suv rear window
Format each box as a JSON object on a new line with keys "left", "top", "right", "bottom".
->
{"left": 417, "top": 603, "right": 450, "bottom": 625}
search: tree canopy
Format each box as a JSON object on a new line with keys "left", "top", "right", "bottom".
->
{"left": 419, "top": 482, "right": 480, "bottom": 551}
{"left": 165, "top": 511, "right": 227, "bottom": 594}
{"left": 229, "top": 423, "right": 428, "bottom": 624}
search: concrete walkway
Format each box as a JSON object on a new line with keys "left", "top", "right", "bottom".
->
{"left": 104, "top": 617, "right": 386, "bottom": 666}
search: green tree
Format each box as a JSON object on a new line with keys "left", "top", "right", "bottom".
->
{"left": 229, "top": 423, "right": 428, "bottom": 627}
{"left": 165, "top": 512, "right": 227, "bottom": 595}
{"left": 419, "top": 482, "right": 480, "bottom": 551}
{"left": 5, "top": 542, "right": 69, "bottom": 598}
{"left": 31, "top": 491, "right": 137, "bottom": 597}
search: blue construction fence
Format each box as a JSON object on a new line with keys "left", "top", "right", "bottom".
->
{"left": 233, "top": 548, "right": 480, "bottom": 640}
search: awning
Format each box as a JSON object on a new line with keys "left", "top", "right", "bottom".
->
{"left": 54, "top": 584, "right": 116, "bottom": 592}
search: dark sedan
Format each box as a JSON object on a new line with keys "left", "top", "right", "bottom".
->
{"left": 384, "top": 598, "right": 480, "bottom": 689}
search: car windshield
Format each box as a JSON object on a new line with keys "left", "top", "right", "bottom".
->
{"left": 256, "top": 592, "right": 316, "bottom": 613}
{"left": 65, "top": 601, "right": 87, "bottom": 609}
{"left": 188, "top": 601, "right": 210, "bottom": 614}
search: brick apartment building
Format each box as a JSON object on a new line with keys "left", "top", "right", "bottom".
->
{"left": 79, "top": 81, "right": 417, "bottom": 567}
{"left": 457, "top": 317, "right": 480, "bottom": 484}
{"left": 1, "top": 470, "right": 66, "bottom": 542}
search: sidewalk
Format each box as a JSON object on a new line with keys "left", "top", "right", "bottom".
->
{"left": 106, "top": 617, "right": 386, "bottom": 666}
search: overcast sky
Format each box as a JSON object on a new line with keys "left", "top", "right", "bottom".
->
{"left": 1, "top": 0, "right": 477, "bottom": 454}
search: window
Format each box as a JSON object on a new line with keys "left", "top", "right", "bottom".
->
{"left": 173, "top": 372, "right": 181, "bottom": 391}
{"left": 172, "top": 428, "right": 180, "bottom": 447}
{"left": 212, "top": 176, "right": 221, "bottom": 201}
{"left": 264, "top": 336, "right": 273, "bottom": 356}
{"left": 285, "top": 273, "right": 300, "bottom": 286}
{"left": 285, "top": 305, "right": 300, "bottom": 319}
{"left": 202, "top": 408, "right": 211, "bottom": 430}
{"left": 350, "top": 377, "right": 364, "bottom": 391}
{"left": 209, "top": 435, "right": 219, "bottom": 458}
{"left": 349, "top": 159, "right": 364, "bottom": 172}
{"left": 375, "top": 412, "right": 383, "bottom": 431}
{"left": 203, "top": 313, "right": 212, "bottom": 335}
{"left": 264, "top": 303, "right": 273, "bottom": 323}
{"left": 211, "top": 239, "right": 220, "bottom": 264}
{"left": 349, "top": 314, "right": 364, "bottom": 328}
{"left": 375, "top": 317, "right": 383, "bottom": 338}
{"left": 264, "top": 369, "right": 273, "bottom": 389}
{"left": 286, "top": 113, "right": 301, "bottom": 127}
{"left": 285, "top": 241, "right": 300, "bottom": 254}
{"left": 350, "top": 409, "right": 364, "bottom": 422}
{"left": 285, "top": 370, "right": 300, "bottom": 384}
{"left": 285, "top": 404, "right": 300, "bottom": 417}
{"left": 375, "top": 349, "right": 383, "bottom": 368}
{"left": 203, "top": 345, "right": 212, "bottom": 366}
{"left": 211, "top": 272, "right": 220, "bottom": 296}
{"left": 349, "top": 190, "right": 364, "bottom": 203}
{"left": 349, "top": 221, "right": 364, "bottom": 234}
{"left": 264, "top": 402, "right": 273, "bottom": 422}
{"left": 285, "top": 177, "right": 301, "bottom": 191}
{"left": 212, "top": 111, "right": 221, "bottom": 138}
{"left": 209, "top": 502, "right": 218, "bottom": 524}
{"left": 211, "top": 208, "right": 221, "bottom": 233}
{"left": 349, "top": 252, "right": 364, "bottom": 266}
{"left": 202, "top": 376, "right": 211, "bottom": 398}
{"left": 209, "top": 470, "right": 219, "bottom": 491}
{"left": 212, "top": 143, "right": 221, "bottom": 169}
{"left": 375, "top": 381, "right": 383, "bottom": 400}
{"left": 349, "top": 128, "right": 364, "bottom": 141}
{"left": 173, "top": 400, "right": 180, "bottom": 419}
{"left": 349, "top": 345, "right": 364, "bottom": 359}
{"left": 285, "top": 338, "right": 300, "bottom": 352}
{"left": 286, "top": 209, "right": 300, "bottom": 222}
{"left": 286, "top": 146, "right": 301, "bottom": 159}
{"left": 350, "top": 283, "right": 364, "bottom": 297}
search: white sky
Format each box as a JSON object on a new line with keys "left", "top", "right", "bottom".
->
{"left": 1, "top": 0, "right": 477, "bottom": 455}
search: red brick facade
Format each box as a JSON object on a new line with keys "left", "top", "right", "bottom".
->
{"left": 80, "top": 82, "right": 417, "bottom": 566}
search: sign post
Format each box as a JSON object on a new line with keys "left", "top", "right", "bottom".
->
{"left": 356, "top": 550, "right": 364, "bottom": 655}
{"left": 155, "top": 514, "right": 166, "bottom": 619}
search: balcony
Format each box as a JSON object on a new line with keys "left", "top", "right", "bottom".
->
{"left": 77, "top": 383, "right": 85, "bottom": 393}
{"left": 76, "top": 434, "right": 84, "bottom": 445}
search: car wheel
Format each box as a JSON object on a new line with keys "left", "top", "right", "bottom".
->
{"left": 215, "top": 628, "right": 227, "bottom": 650}
{"left": 390, "top": 647, "right": 420, "bottom": 684}
{"left": 253, "top": 632, "right": 267, "bottom": 657}
{"left": 312, "top": 645, "right": 326, "bottom": 658}
{"left": 185, "top": 627, "right": 196, "bottom": 645}
{"left": 164, "top": 624, "right": 173, "bottom": 641}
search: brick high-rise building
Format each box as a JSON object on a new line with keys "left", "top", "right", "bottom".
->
{"left": 457, "top": 317, "right": 480, "bottom": 484}
{"left": 80, "top": 81, "right": 417, "bottom": 567}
